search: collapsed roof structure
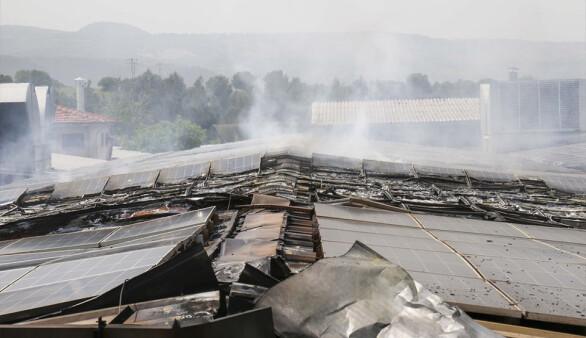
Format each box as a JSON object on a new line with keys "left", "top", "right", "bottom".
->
{"left": 0, "top": 135, "right": 584, "bottom": 337}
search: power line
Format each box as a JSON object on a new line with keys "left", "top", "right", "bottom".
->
{"left": 127, "top": 58, "right": 138, "bottom": 79}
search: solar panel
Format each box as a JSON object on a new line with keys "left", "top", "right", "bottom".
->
{"left": 429, "top": 230, "right": 543, "bottom": 248}
{"left": 414, "top": 165, "right": 465, "bottom": 177}
{"left": 0, "top": 244, "right": 176, "bottom": 319}
{"left": 320, "top": 228, "right": 451, "bottom": 252}
{"left": 445, "top": 240, "right": 583, "bottom": 263}
{"left": 0, "top": 267, "right": 34, "bottom": 291}
{"left": 541, "top": 176, "right": 586, "bottom": 194}
{"left": 105, "top": 170, "right": 160, "bottom": 191}
{"left": 157, "top": 162, "right": 210, "bottom": 184}
{"left": 312, "top": 153, "right": 362, "bottom": 171}
{"left": 317, "top": 218, "right": 432, "bottom": 239}
{"left": 0, "top": 266, "right": 150, "bottom": 318}
{"left": 0, "top": 240, "right": 16, "bottom": 250}
{"left": 0, "top": 188, "right": 26, "bottom": 206}
{"left": 0, "top": 249, "right": 87, "bottom": 270}
{"left": 465, "top": 255, "right": 585, "bottom": 289}
{"left": 314, "top": 203, "right": 418, "bottom": 227}
{"left": 210, "top": 153, "right": 261, "bottom": 175}
{"left": 363, "top": 160, "right": 414, "bottom": 177}
{"left": 493, "top": 281, "right": 585, "bottom": 326}
{"left": 512, "top": 224, "right": 586, "bottom": 245}
{"left": 465, "top": 169, "right": 518, "bottom": 182}
{"left": 0, "top": 229, "right": 115, "bottom": 255}
{"left": 409, "top": 272, "right": 521, "bottom": 317}
{"left": 4, "top": 245, "right": 173, "bottom": 293}
{"left": 106, "top": 227, "right": 202, "bottom": 249}
{"left": 541, "top": 241, "right": 586, "bottom": 257}
{"left": 51, "top": 177, "right": 109, "bottom": 199}
{"left": 321, "top": 241, "right": 478, "bottom": 278}
{"left": 413, "top": 214, "right": 528, "bottom": 238}
{"left": 101, "top": 207, "right": 214, "bottom": 245}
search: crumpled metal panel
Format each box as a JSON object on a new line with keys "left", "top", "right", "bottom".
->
{"left": 240, "top": 211, "right": 286, "bottom": 231}
{"left": 256, "top": 241, "right": 500, "bottom": 338}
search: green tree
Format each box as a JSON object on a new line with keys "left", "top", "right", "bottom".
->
{"left": 98, "top": 77, "right": 121, "bottom": 92}
{"left": 329, "top": 78, "right": 353, "bottom": 101}
{"left": 206, "top": 75, "right": 232, "bottom": 107}
{"left": 406, "top": 73, "right": 432, "bottom": 98}
{"left": 14, "top": 69, "right": 63, "bottom": 87}
{"left": 232, "top": 71, "right": 256, "bottom": 94}
{"left": 122, "top": 115, "right": 206, "bottom": 153}
{"left": 224, "top": 89, "right": 252, "bottom": 123}
{"left": 263, "top": 70, "right": 289, "bottom": 103}
{"left": 0, "top": 74, "right": 13, "bottom": 83}
{"left": 183, "top": 77, "right": 213, "bottom": 128}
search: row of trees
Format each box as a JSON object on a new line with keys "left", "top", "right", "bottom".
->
{"left": 0, "top": 69, "right": 487, "bottom": 153}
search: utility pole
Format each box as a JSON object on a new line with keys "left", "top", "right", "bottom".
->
{"left": 127, "top": 58, "right": 138, "bottom": 79}
{"left": 156, "top": 63, "right": 163, "bottom": 77}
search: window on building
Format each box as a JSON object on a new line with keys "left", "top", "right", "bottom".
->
{"left": 62, "top": 133, "right": 84, "bottom": 148}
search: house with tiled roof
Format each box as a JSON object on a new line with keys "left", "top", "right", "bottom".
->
{"left": 311, "top": 98, "right": 481, "bottom": 148}
{"left": 53, "top": 105, "right": 119, "bottom": 160}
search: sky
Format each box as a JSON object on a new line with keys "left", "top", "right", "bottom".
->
{"left": 1, "top": 0, "right": 585, "bottom": 41}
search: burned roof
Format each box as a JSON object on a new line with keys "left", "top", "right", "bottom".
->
{"left": 0, "top": 135, "right": 585, "bottom": 336}
{"left": 311, "top": 98, "right": 480, "bottom": 125}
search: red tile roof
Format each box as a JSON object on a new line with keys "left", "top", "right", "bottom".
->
{"left": 54, "top": 105, "right": 119, "bottom": 124}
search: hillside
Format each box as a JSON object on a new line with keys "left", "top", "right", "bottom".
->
{"left": 1, "top": 22, "right": 584, "bottom": 85}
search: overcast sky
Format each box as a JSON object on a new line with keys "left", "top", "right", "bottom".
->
{"left": 1, "top": 0, "right": 585, "bottom": 41}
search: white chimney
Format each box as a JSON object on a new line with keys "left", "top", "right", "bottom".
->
{"left": 75, "top": 77, "right": 87, "bottom": 111}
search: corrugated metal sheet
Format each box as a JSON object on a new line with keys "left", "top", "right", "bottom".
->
{"left": 311, "top": 98, "right": 480, "bottom": 125}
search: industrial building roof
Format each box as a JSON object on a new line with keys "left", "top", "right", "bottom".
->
{"left": 0, "top": 135, "right": 585, "bottom": 336}
{"left": 311, "top": 97, "right": 480, "bottom": 125}
{"left": 0, "top": 83, "right": 32, "bottom": 103}
{"left": 54, "top": 105, "right": 119, "bottom": 124}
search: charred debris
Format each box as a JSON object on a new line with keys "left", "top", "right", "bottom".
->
{"left": 0, "top": 148, "right": 585, "bottom": 337}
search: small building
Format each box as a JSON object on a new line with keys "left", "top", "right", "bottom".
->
{"left": 0, "top": 83, "right": 44, "bottom": 185}
{"left": 311, "top": 98, "right": 480, "bottom": 148}
{"left": 480, "top": 79, "right": 586, "bottom": 152}
{"left": 53, "top": 105, "right": 118, "bottom": 160}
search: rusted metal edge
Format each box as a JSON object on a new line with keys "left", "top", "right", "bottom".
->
{"left": 206, "top": 211, "right": 239, "bottom": 258}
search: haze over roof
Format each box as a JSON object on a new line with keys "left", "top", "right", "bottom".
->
{"left": 311, "top": 98, "right": 480, "bottom": 125}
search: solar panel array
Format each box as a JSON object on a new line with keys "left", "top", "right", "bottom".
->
{"left": 157, "top": 162, "right": 210, "bottom": 184}
{"left": 0, "top": 206, "right": 216, "bottom": 321}
{"left": 105, "top": 170, "right": 160, "bottom": 191}
{"left": 0, "top": 229, "right": 115, "bottom": 255}
{"left": 0, "top": 188, "right": 26, "bottom": 206}
{"left": 0, "top": 245, "right": 174, "bottom": 319}
{"left": 51, "top": 177, "right": 109, "bottom": 199}
{"left": 210, "top": 153, "right": 261, "bottom": 175}
{"left": 317, "top": 203, "right": 586, "bottom": 325}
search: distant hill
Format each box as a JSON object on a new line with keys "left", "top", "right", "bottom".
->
{"left": 1, "top": 22, "right": 584, "bottom": 85}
